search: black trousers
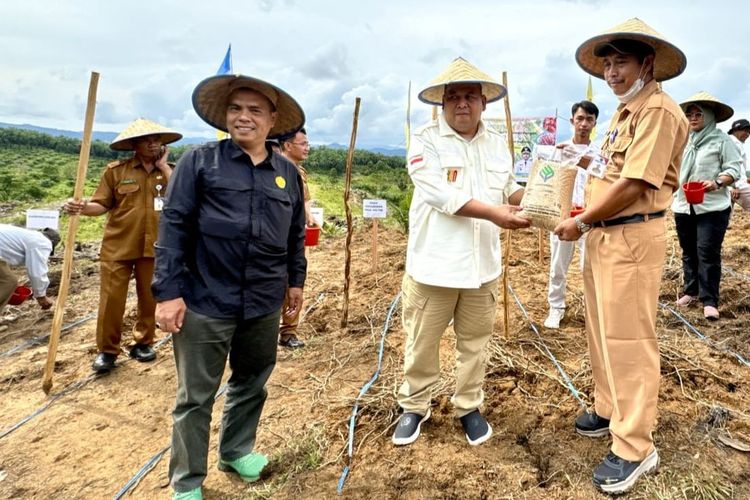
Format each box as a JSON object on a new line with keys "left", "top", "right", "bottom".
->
{"left": 674, "top": 207, "right": 731, "bottom": 308}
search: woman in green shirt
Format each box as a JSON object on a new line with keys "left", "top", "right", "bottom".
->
{"left": 671, "top": 92, "right": 742, "bottom": 320}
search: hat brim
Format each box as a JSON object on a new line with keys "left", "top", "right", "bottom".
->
{"left": 110, "top": 132, "right": 183, "bottom": 151}
{"left": 418, "top": 81, "right": 507, "bottom": 106}
{"left": 576, "top": 32, "right": 687, "bottom": 82}
{"left": 680, "top": 100, "right": 734, "bottom": 124}
{"left": 192, "top": 74, "right": 305, "bottom": 140}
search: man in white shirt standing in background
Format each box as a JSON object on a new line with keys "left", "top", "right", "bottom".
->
{"left": 544, "top": 100, "right": 599, "bottom": 329}
{"left": 0, "top": 224, "right": 59, "bottom": 311}
{"left": 392, "top": 57, "right": 530, "bottom": 447}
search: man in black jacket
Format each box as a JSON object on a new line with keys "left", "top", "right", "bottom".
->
{"left": 153, "top": 74, "right": 306, "bottom": 500}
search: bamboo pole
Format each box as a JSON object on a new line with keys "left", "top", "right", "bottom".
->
{"left": 341, "top": 97, "right": 361, "bottom": 328}
{"left": 502, "top": 72, "right": 514, "bottom": 338}
{"left": 42, "top": 71, "right": 100, "bottom": 394}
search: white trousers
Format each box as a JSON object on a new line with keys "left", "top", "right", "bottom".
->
{"left": 547, "top": 233, "right": 585, "bottom": 309}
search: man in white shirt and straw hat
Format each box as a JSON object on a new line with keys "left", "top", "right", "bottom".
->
{"left": 63, "top": 118, "right": 181, "bottom": 373}
{"left": 553, "top": 18, "right": 689, "bottom": 494}
{"left": 153, "top": 74, "right": 307, "bottom": 500}
{"left": 393, "top": 57, "right": 529, "bottom": 448}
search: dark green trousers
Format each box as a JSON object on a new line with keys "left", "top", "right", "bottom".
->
{"left": 169, "top": 308, "right": 280, "bottom": 492}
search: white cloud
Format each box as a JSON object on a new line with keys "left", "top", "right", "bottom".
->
{"left": 1, "top": 0, "right": 749, "bottom": 144}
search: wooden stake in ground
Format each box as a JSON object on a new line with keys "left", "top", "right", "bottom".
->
{"left": 502, "top": 71, "right": 514, "bottom": 338}
{"left": 341, "top": 97, "right": 362, "bottom": 328}
{"left": 371, "top": 218, "right": 379, "bottom": 274}
{"left": 42, "top": 71, "right": 100, "bottom": 394}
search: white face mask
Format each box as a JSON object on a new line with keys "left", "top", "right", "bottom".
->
{"left": 614, "top": 61, "right": 646, "bottom": 104}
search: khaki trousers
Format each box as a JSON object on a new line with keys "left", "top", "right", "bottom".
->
{"left": 397, "top": 274, "right": 498, "bottom": 417}
{"left": 0, "top": 260, "right": 18, "bottom": 311}
{"left": 279, "top": 287, "right": 301, "bottom": 336}
{"left": 97, "top": 258, "right": 156, "bottom": 355}
{"left": 583, "top": 217, "right": 665, "bottom": 461}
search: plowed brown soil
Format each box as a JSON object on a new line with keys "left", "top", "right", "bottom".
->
{"left": 1, "top": 212, "right": 749, "bottom": 499}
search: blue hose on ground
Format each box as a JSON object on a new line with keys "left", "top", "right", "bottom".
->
{"left": 507, "top": 284, "right": 588, "bottom": 410}
{"left": 659, "top": 302, "right": 750, "bottom": 369}
{"left": 337, "top": 292, "right": 401, "bottom": 495}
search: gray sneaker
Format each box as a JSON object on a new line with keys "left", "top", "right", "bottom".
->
{"left": 575, "top": 412, "right": 610, "bottom": 438}
{"left": 392, "top": 409, "right": 431, "bottom": 446}
{"left": 459, "top": 410, "right": 493, "bottom": 446}
{"left": 593, "top": 449, "right": 659, "bottom": 494}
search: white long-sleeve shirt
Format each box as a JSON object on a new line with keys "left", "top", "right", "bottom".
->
{"left": 0, "top": 224, "right": 52, "bottom": 297}
{"left": 405, "top": 115, "right": 523, "bottom": 288}
{"left": 729, "top": 134, "right": 747, "bottom": 187}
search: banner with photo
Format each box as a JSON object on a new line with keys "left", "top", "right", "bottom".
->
{"left": 485, "top": 116, "right": 557, "bottom": 183}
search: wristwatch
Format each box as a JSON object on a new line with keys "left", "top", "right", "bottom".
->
{"left": 715, "top": 178, "right": 725, "bottom": 189}
{"left": 574, "top": 216, "right": 592, "bottom": 233}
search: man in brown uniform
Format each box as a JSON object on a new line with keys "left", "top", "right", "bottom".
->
{"left": 554, "top": 19, "right": 689, "bottom": 494}
{"left": 277, "top": 127, "right": 315, "bottom": 349}
{"left": 64, "top": 118, "right": 182, "bottom": 373}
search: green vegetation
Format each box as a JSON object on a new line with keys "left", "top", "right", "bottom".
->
{"left": 0, "top": 127, "right": 412, "bottom": 240}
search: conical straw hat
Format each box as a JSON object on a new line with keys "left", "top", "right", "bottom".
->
{"left": 110, "top": 118, "right": 183, "bottom": 151}
{"left": 576, "top": 18, "right": 687, "bottom": 82}
{"left": 418, "top": 57, "right": 507, "bottom": 105}
{"left": 192, "top": 74, "right": 305, "bottom": 140}
{"left": 680, "top": 91, "right": 734, "bottom": 123}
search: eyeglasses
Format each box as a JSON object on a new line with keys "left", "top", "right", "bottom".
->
{"left": 685, "top": 111, "right": 703, "bottom": 119}
{"left": 291, "top": 141, "right": 310, "bottom": 147}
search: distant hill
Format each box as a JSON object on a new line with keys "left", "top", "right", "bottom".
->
{"left": 0, "top": 122, "right": 406, "bottom": 156}
{"left": 0, "top": 122, "right": 208, "bottom": 146}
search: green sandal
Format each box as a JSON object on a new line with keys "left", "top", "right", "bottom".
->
{"left": 173, "top": 487, "right": 202, "bottom": 500}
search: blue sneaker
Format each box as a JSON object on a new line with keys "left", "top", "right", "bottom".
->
{"left": 173, "top": 487, "right": 202, "bottom": 500}
{"left": 218, "top": 452, "right": 268, "bottom": 482}
{"left": 593, "top": 449, "right": 660, "bottom": 494}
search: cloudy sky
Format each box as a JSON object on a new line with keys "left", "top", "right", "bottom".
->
{"left": 2, "top": 0, "right": 749, "bottom": 149}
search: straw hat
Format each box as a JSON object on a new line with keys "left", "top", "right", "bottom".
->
{"left": 418, "top": 57, "right": 507, "bottom": 105}
{"left": 192, "top": 74, "right": 305, "bottom": 139}
{"left": 575, "top": 18, "right": 687, "bottom": 82}
{"left": 680, "top": 91, "right": 734, "bottom": 123}
{"left": 110, "top": 118, "right": 183, "bottom": 151}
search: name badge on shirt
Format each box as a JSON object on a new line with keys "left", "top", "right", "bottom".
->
{"left": 588, "top": 154, "right": 608, "bottom": 179}
{"left": 446, "top": 167, "right": 463, "bottom": 184}
{"left": 154, "top": 184, "right": 164, "bottom": 211}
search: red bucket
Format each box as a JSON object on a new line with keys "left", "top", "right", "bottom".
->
{"left": 683, "top": 182, "right": 705, "bottom": 204}
{"left": 8, "top": 285, "right": 32, "bottom": 306}
{"left": 570, "top": 205, "right": 585, "bottom": 217}
{"left": 304, "top": 226, "right": 321, "bottom": 247}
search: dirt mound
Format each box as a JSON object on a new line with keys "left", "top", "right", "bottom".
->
{"left": 1, "top": 214, "right": 749, "bottom": 499}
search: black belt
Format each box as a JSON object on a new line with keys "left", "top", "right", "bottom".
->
{"left": 592, "top": 211, "right": 665, "bottom": 228}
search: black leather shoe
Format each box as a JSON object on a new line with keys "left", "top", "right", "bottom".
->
{"left": 129, "top": 344, "right": 156, "bottom": 362}
{"left": 278, "top": 334, "right": 305, "bottom": 349}
{"left": 92, "top": 352, "right": 117, "bottom": 373}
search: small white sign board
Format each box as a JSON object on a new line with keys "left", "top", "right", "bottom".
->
{"left": 310, "top": 207, "right": 324, "bottom": 227}
{"left": 26, "top": 209, "right": 60, "bottom": 230}
{"left": 363, "top": 199, "right": 387, "bottom": 219}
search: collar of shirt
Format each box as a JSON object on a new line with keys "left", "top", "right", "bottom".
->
{"left": 226, "top": 139, "right": 276, "bottom": 170}
{"left": 437, "top": 113, "right": 487, "bottom": 143}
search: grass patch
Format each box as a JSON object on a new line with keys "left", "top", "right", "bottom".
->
{"left": 244, "top": 424, "right": 329, "bottom": 499}
{"left": 639, "top": 469, "right": 734, "bottom": 500}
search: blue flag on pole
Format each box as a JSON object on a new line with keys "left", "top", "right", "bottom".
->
{"left": 216, "top": 44, "right": 232, "bottom": 75}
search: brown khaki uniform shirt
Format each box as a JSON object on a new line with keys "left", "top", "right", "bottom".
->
{"left": 296, "top": 163, "right": 311, "bottom": 202}
{"left": 90, "top": 157, "right": 171, "bottom": 261}
{"left": 587, "top": 80, "right": 689, "bottom": 218}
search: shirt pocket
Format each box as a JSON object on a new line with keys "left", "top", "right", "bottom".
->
{"left": 606, "top": 132, "right": 633, "bottom": 175}
{"left": 115, "top": 182, "right": 140, "bottom": 207}
{"left": 485, "top": 156, "right": 509, "bottom": 204}
{"left": 262, "top": 187, "right": 294, "bottom": 250}
{"left": 438, "top": 155, "right": 465, "bottom": 189}
{"left": 203, "top": 176, "right": 251, "bottom": 216}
